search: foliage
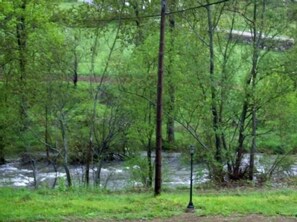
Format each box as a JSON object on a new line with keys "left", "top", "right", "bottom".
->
{"left": 0, "top": 0, "right": 297, "bottom": 189}
{"left": 125, "top": 156, "right": 152, "bottom": 188}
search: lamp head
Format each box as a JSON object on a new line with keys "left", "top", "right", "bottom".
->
{"left": 189, "top": 145, "right": 195, "bottom": 154}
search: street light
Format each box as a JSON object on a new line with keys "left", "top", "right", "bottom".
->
{"left": 186, "top": 145, "right": 195, "bottom": 212}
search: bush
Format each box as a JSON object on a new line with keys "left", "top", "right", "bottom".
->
{"left": 125, "top": 156, "right": 152, "bottom": 188}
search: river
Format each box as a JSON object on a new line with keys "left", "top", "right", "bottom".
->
{"left": 0, "top": 152, "right": 296, "bottom": 189}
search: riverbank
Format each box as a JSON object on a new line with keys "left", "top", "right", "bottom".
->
{"left": 1, "top": 187, "right": 297, "bottom": 221}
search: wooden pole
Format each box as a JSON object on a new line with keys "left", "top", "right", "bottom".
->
{"left": 154, "top": 0, "right": 166, "bottom": 196}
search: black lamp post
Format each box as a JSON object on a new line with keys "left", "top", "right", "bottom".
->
{"left": 187, "top": 145, "right": 195, "bottom": 211}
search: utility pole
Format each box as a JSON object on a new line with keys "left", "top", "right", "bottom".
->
{"left": 154, "top": 0, "right": 166, "bottom": 196}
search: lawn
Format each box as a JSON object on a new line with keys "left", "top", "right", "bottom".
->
{"left": 0, "top": 187, "right": 297, "bottom": 221}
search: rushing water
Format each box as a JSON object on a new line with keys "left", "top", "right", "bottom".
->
{"left": 0, "top": 152, "right": 296, "bottom": 189}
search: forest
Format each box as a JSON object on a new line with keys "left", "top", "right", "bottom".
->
{"left": 0, "top": 0, "right": 297, "bottom": 194}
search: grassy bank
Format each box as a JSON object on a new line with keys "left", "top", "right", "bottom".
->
{"left": 0, "top": 188, "right": 297, "bottom": 221}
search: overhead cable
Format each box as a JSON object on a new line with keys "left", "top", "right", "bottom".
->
{"left": 84, "top": 0, "right": 230, "bottom": 23}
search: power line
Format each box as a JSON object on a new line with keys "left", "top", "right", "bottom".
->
{"left": 84, "top": 0, "right": 230, "bottom": 24}
{"left": 166, "top": 0, "right": 230, "bottom": 16}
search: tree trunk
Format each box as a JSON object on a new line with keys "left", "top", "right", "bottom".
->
{"left": 31, "top": 158, "right": 38, "bottom": 189}
{"left": 16, "top": 0, "right": 28, "bottom": 132}
{"left": 95, "top": 159, "right": 103, "bottom": 186}
{"left": 45, "top": 105, "right": 50, "bottom": 163}
{"left": 147, "top": 97, "right": 154, "bottom": 188}
{"left": 249, "top": 105, "right": 257, "bottom": 180}
{"left": 166, "top": 91, "right": 175, "bottom": 147}
{"left": 0, "top": 143, "right": 5, "bottom": 165}
{"left": 232, "top": 1, "right": 264, "bottom": 180}
{"left": 166, "top": 0, "right": 176, "bottom": 148}
{"left": 248, "top": 2, "right": 261, "bottom": 180}
{"left": 85, "top": 135, "right": 92, "bottom": 186}
{"left": 59, "top": 116, "right": 72, "bottom": 187}
{"left": 233, "top": 100, "right": 249, "bottom": 179}
{"left": 206, "top": 5, "right": 223, "bottom": 180}
{"left": 63, "top": 163, "right": 72, "bottom": 188}
{"left": 147, "top": 137, "right": 153, "bottom": 187}
{"left": 50, "top": 159, "right": 58, "bottom": 189}
{"left": 73, "top": 50, "right": 78, "bottom": 87}
{"left": 0, "top": 125, "right": 5, "bottom": 164}
{"left": 132, "top": 2, "right": 143, "bottom": 46}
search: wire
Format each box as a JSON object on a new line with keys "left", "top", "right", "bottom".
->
{"left": 166, "top": 0, "right": 230, "bottom": 16}
{"left": 85, "top": 0, "right": 231, "bottom": 23}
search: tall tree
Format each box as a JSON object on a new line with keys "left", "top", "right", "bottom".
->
{"left": 165, "top": 0, "right": 177, "bottom": 149}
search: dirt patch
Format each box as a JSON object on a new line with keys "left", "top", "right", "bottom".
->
{"left": 82, "top": 214, "right": 297, "bottom": 222}
{"left": 146, "top": 214, "right": 297, "bottom": 222}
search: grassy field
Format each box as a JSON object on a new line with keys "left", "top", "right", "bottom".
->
{"left": 0, "top": 187, "right": 297, "bottom": 221}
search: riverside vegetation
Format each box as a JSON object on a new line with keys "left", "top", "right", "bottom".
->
{"left": 1, "top": 0, "right": 297, "bottom": 218}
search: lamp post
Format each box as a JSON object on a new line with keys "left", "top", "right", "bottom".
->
{"left": 187, "top": 145, "right": 195, "bottom": 212}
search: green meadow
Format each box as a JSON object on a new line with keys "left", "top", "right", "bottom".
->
{"left": 1, "top": 187, "right": 297, "bottom": 221}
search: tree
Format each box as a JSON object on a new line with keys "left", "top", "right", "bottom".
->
{"left": 165, "top": 0, "right": 177, "bottom": 149}
{"left": 117, "top": 37, "right": 159, "bottom": 187}
{"left": 173, "top": 0, "right": 293, "bottom": 182}
{"left": 177, "top": 0, "right": 239, "bottom": 181}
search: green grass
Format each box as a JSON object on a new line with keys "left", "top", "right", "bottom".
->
{"left": 59, "top": 2, "right": 83, "bottom": 10}
{"left": 74, "top": 27, "right": 132, "bottom": 76}
{"left": 0, "top": 188, "right": 297, "bottom": 221}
